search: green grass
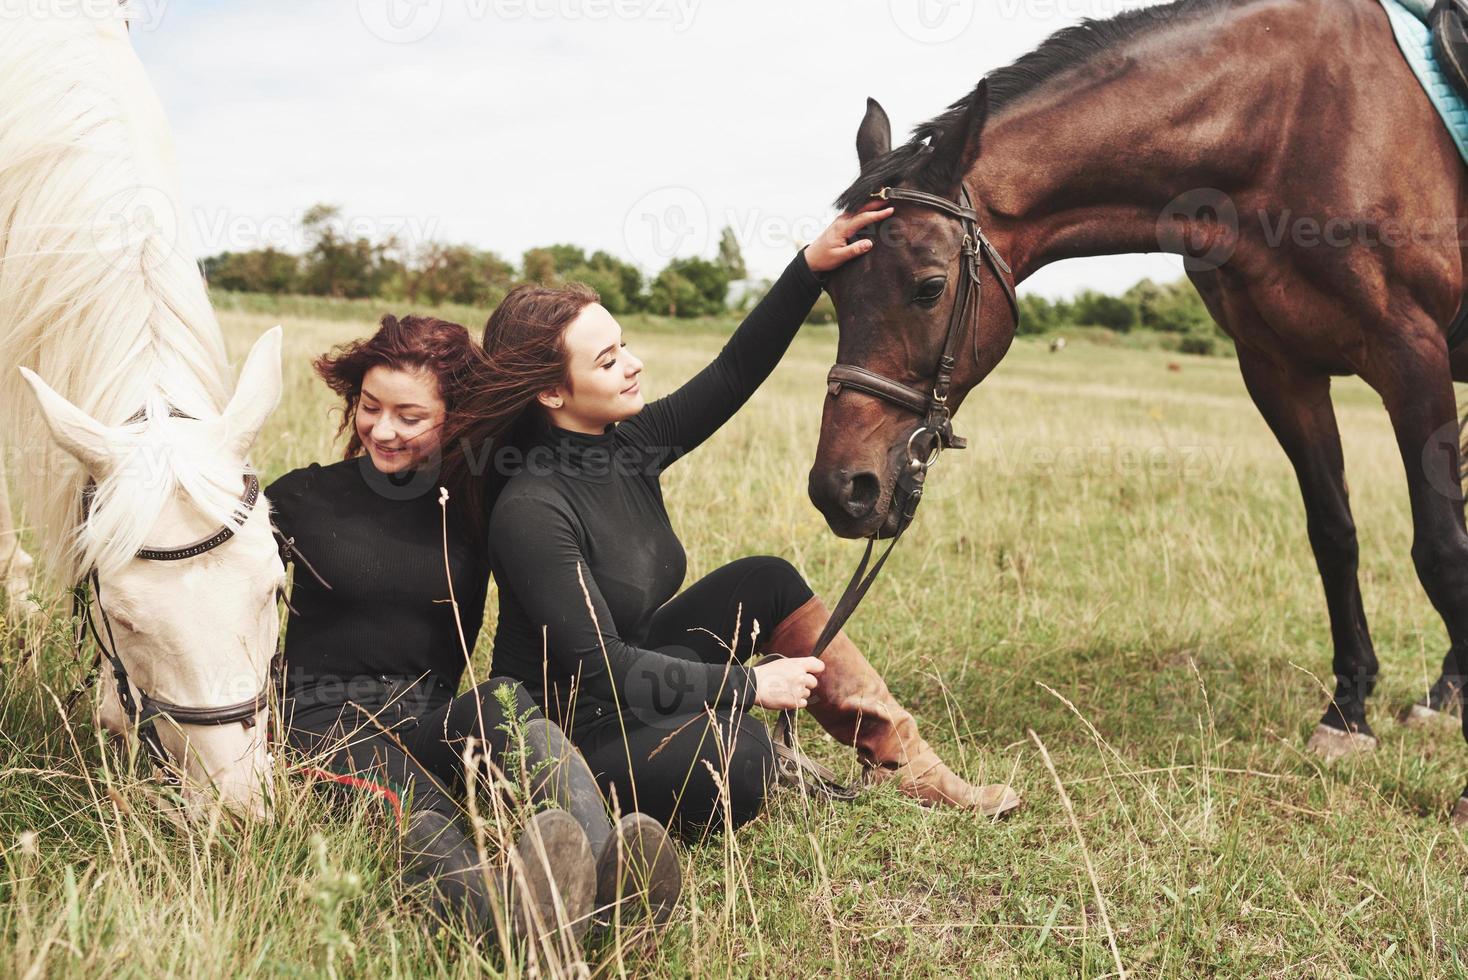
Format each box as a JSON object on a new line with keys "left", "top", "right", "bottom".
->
{"left": 2, "top": 310, "right": 1466, "bottom": 978}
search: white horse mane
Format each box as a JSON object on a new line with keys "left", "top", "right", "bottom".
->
{"left": 0, "top": 12, "right": 248, "bottom": 582}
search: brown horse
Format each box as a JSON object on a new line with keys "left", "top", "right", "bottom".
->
{"left": 807, "top": 0, "right": 1468, "bottom": 824}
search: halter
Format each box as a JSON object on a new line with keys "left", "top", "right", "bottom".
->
{"left": 68, "top": 406, "right": 284, "bottom": 775}
{"left": 775, "top": 183, "right": 1021, "bottom": 799}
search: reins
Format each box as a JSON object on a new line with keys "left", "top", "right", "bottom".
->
{"left": 773, "top": 183, "right": 1020, "bottom": 800}
{"left": 63, "top": 405, "right": 331, "bottom": 783}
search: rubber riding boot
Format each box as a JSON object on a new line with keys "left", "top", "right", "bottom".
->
{"left": 401, "top": 805, "right": 596, "bottom": 946}
{"left": 765, "top": 595, "right": 1021, "bottom": 817}
{"left": 522, "top": 718, "right": 682, "bottom": 927}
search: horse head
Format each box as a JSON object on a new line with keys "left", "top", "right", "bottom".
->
{"left": 809, "top": 84, "right": 1021, "bottom": 539}
{"left": 20, "top": 328, "right": 285, "bottom": 818}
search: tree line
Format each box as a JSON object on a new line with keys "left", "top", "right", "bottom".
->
{"left": 204, "top": 204, "right": 1229, "bottom": 350}
{"left": 203, "top": 204, "right": 750, "bottom": 318}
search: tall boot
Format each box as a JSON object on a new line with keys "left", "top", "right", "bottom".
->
{"left": 522, "top": 718, "right": 682, "bottom": 927}
{"left": 766, "top": 595, "right": 1021, "bottom": 816}
{"left": 401, "top": 805, "right": 596, "bottom": 946}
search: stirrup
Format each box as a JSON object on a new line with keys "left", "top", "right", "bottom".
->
{"left": 772, "top": 712, "right": 860, "bottom": 802}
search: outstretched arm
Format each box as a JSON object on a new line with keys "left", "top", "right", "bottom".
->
{"left": 621, "top": 204, "right": 893, "bottom": 469}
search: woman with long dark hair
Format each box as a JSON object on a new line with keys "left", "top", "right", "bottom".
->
{"left": 268, "top": 313, "right": 681, "bottom": 947}
{"left": 452, "top": 205, "right": 1021, "bottom": 838}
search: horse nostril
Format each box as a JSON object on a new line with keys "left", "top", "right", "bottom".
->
{"left": 843, "top": 472, "right": 880, "bottom": 519}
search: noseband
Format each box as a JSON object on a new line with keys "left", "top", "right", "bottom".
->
{"left": 69, "top": 407, "right": 280, "bottom": 774}
{"left": 777, "top": 183, "right": 1021, "bottom": 800}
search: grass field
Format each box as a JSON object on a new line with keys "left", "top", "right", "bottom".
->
{"left": 3, "top": 304, "right": 1467, "bottom": 978}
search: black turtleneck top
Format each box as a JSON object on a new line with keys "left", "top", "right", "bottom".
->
{"left": 266, "top": 456, "right": 489, "bottom": 704}
{"left": 487, "top": 250, "right": 823, "bottom": 732}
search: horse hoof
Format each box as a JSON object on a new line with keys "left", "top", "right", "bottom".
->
{"left": 1452, "top": 797, "right": 1468, "bottom": 829}
{"left": 1398, "top": 702, "right": 1457, "bottom": 729}
{"left": 1305, "top": 723, "right": 1377, "bottom": 762}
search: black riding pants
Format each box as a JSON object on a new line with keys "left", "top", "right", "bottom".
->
{"left": 574, "top": 555, "right": 815, "bottom": 838}
{"left": 285, "top": 673, "right": 541, "bottom": 823}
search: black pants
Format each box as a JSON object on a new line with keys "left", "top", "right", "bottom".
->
{"left": 576, "top": 555, "right": 815, "bottom": 838}
{"left": 285, "top": 673, "right": 541, "bottom": 823}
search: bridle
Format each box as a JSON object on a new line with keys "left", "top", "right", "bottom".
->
{"left": 773, "top": 182, "right": 1021, "bottom": 798}
{"left": 825, "top": 183, "right": 1020, "bottom": 535}
{"left": 68, "top": 407, "right": 284, "bottom": 774}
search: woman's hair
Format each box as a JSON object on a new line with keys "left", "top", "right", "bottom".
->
{"left": 313, "top": 313, "right": 475, "bottom": 459}
{"left": 443, "top": 281, "right": 601, "bottom": 533}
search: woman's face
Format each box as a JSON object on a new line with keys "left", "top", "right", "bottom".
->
{"left": 540, "top": 303, "right": 645, "bottom": 433}
{"left": 354, "top": 364, "right": 446, "bottom": 473}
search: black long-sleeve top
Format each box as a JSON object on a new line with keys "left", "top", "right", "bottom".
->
{"left": 266, "top": 457, "right": 489, "bottom": 706}
{"left": 487, "top": 250, "right": 823, "bottom": 733}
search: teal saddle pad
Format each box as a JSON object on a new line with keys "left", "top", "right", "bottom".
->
{"left": 1380, "top": 0, "right": 1468, "bottom": 162}
{"left": 1378, "top": 0, "right": 1468, "bottom": 347}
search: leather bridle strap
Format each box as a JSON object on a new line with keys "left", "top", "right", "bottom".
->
{"left": 826, "top": 364, "right": 930, "bottom": 417}
{"left": 779, "top": 182, "right": 1021, "bottom": 801}
{"left": 135, "top": 474, "right": 260, "bottom": 561}
{"left": 73, "top": 466, "right": 275, "bottom": 775}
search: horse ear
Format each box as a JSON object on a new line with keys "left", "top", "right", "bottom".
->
{"left": 222, "top": 325, "right": 283, "bottom": 460}
{"left": 922, "top": 80, "right": 990, "bottom": 195}
{"left": 857, "top": 97, "right": 892, "bottom": 168}
{"left": 17, "top": 367, "right": 116, "bottom": 475}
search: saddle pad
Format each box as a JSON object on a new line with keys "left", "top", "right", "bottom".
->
{"left": 1379, "top": 0, "right": 1468, "bottom": 165}
{"left": 1379, "top": 0, "right": 1468, "bottom": 346}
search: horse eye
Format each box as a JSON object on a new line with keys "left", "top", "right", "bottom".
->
{"left": 913, "top": 277, "right": 947, "bottom": 306}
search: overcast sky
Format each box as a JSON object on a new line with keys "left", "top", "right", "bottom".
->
{"left": 128, "top": 0, "right": 1186, "bottom": 297}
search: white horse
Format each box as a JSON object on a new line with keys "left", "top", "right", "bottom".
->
{"left": 0, "top": 9, "right": 284, "bottom": 816}
{"left": 0, "top": 461, "right": 38, "bottom": 617}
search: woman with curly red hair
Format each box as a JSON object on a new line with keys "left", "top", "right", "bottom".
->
{"left": 267, "top": 313, "right": 681, "bottom": 948}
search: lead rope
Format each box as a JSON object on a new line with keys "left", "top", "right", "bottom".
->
{"left": 772, "top": 459, "right": 930, "bottom": 802}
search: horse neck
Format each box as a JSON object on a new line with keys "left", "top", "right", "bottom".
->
{"left": 971, "top": 0, "right": 1318, "bottom": 282}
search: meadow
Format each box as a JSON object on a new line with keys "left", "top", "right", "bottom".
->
{"left": 2, "top": 302, "right": 1466, "bottom": 978}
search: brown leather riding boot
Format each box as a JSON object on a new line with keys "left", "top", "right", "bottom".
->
{"left": 765, "top": 595, "right": 1021, "bottom": 816}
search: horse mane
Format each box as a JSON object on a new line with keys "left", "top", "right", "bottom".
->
{"left": 834, "top": 0, "right": 1263, "bottom": 212}
{"left": 0, "top": 12, "right": 246, "bottom": 582}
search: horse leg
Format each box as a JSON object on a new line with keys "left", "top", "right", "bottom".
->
{"left": 1236, "top": 349, "right": 1380, "bottom": 760}
{"left": 1363, "top": 338, "right": 1468, "bottom": 824}
{"left": 1403, "top": 346, "right": 1468, "bottom": 726}
{"left": 0, "top": 456, "right": 38, "bottom": 619}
